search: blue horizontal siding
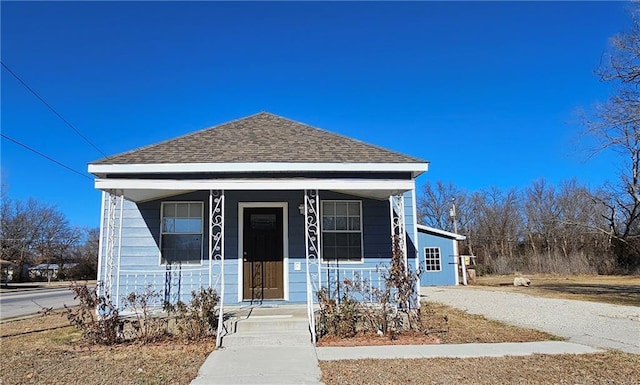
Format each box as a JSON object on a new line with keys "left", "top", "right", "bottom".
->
{"left": 100, "top": 189, "right": 421, "bottom": 307}
{"left": 418, "top": 231, "right": 458, "bottom": 286}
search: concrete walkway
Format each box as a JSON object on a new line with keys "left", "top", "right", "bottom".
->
{"left": 190, "top": 302, "right": 610, "bottom": 385}
{"left": 190, "top": 305, "right": 323, "bottom": 385}
{"left": 316, "top": 341, "right": 601, "bottom": 361}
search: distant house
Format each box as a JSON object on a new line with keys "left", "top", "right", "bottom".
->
{"left": 88, "top": 112, "right": 430, "bottom": 343}
{"left": 28, "top": 263, "right": 78, "bottom": 280}
{"left": 417, "top": 225, "right": 466, "bottom": 286}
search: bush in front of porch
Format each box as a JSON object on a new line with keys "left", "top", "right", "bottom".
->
{"left": 316, "top": 236, "right": 426, "bottom": 341}
{"left": 64, "top": 283, "right": 220, "bottom": 345}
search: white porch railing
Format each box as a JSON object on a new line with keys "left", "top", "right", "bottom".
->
{"left": 117, "top": 267, "right": 210, "bottom": 309}
{"left": 320, "top": 264, "right": 387, "bottom": 302}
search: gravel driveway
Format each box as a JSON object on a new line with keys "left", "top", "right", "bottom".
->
{"left": 421, "top": 286, "right": 640, "bottom": 354}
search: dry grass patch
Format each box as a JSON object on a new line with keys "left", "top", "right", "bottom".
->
{"left": 320, "top": 351, "right": 640, "bottom": 385}
{"left": 317, "top": 302, "right": 557, "bottom": 347}
{"left": 423, "top": 302, "right": 558, "bottom": 344}
{"left": 474, "top": 274, "right": 640, "bottom": 306}
{"left": 0, "top": 311, "right": 215, "bottom": 385}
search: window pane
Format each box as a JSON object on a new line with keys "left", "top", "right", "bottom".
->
{"left": 322, "top": 245, "right": 336, "bottom": 260}
{"left": 176, "top": 203, "right": 189, "bottom": 217}
{"left": 348, "top": 246, "right": 362, "bottom": 260}
{"left": 162, "top": 234, "right": 202, "bottom": 264}
{"left": 189, "top": 203, "right": 201, "bottom": 218}
{"left": 321, "top": 201, "right": 363, "bottom": 262}
{"left": 348, "top": 202, "right": 360, "bottom": 216}
{"left": 335, "top": 246, "right": 349, "bottom": 260}
{"left": 335, "top": 233, "right": 349, "bottom": 247}
{"left": 323, "top": 202, "right": 335, "bottom": 215}
{"left": 322, "top": 216, "right": 335, "bottom": 231}
{"left": 335, "top": 202, "right": 348, "bottom": 215}
{"left": 251, "top": 214, "right": 276, "bottom": 229}
{"left": 335, "top": 216, "right": 347, "bottom": 231}
{"left": 164, "top": 203, "right": 176, "bottom": 218}
{"left": 348, "top": 233, "right": 361, "bottom": 247}
{"left": 424, "top": 247, "right": 441, "bottom": 271}
{"left": 163, "top": 218, "right": 175, "bottom": 233}
{"left": 175, "top": 218, "right": 201, "bottom": 233}
{"left": 323, "top": 232, "right": 336, "bottom": 247}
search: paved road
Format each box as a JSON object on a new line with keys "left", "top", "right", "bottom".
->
{"left": 421, "top": 286, "right": 640, "bottom": 354}
{"left": 0, "top": 288, "right": 79, "bottom": 320}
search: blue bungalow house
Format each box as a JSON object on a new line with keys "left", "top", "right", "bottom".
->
{"left": 88, "top": 112, "right": 428, "bottom": 343}
{"left": 417, "top": 224, "right": 466, "bottom": 286}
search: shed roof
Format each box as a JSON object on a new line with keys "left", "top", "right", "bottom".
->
{"left": 91, "top": 112, "right": 426, "bottom": 165}
{"left": 417, "top": 224, "right": 466, "bottom": 241}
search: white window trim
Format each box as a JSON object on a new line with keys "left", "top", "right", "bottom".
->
{"left": 321, "top": 200, "right": 364, "bottom": 264}
{"left": 424, "top": 247, "right": 442, "bottom": 272}
{"left": 159, "top": 201, "right": 204, "bottom": 266}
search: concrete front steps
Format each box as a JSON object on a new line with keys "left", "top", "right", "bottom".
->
{"left": 221, "top": 305, "right": 313, "bottom": 347}
{"left": 190, "top": 305, "right": 324, "bottom": 384}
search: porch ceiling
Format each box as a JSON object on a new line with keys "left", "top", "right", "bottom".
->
{"left": 95, "top": 178, "right": 415, "bottom": 202}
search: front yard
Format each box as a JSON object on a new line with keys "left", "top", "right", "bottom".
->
{"left": 2, "top": 278, "right": 637, "bottom": 385}
{"left": 0, "top": 312, "right": 214, "bottom": 385}
{"left": 320, "top": 351, "right": 640, "bottom": 385}
{"left": 320, "top": 274, "right": 640, "bottom": 384}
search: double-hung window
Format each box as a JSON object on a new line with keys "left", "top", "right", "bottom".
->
{"left": 424, "top": 247, "right": 442, "bottom": 272}
{"left": 161, "top": 202, "right": 203, "bottom": 265}
{"left": 321, "top": 201, "right": 363, "bottom": 262}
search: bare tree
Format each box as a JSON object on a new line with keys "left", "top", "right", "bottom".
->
{"left": 417, "top": 178, "right": 618, "bottom": 274}
{"left": 417, "top": 181, "right": 470, "bottom": 232}
{"left": 469, "top": 188, "right": 522, "bottom": 273}
{"left": 68, "top": 227, "right": 100, "bottom": 280}
{"left": 582, "top": 3, "right": 640, "bottom": 270}
{"left": 0, "top": 198, "right": 79, "bottom": 281}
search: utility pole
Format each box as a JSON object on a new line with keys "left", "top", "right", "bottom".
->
{"left": 449, "top": 198, "right": 458, "bottom": 234}
{"left": 450, "top": 198, "right": 467, "bottom": 285}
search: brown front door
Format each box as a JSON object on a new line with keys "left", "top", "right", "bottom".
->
{"left": 243, "top": 207, "right": 284, "bottom": 301}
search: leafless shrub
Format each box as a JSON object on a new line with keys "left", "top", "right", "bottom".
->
{"left": 122, "top": 285, "right": 168, "bottom": 343}
{"left": 169, "top": 287, "right": 219, "bottom": 341}
{"left": 64, "top": 282, "right": 120, "bottom": 345}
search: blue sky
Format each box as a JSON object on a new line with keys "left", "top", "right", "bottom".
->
{"left": 0, "top": 1, "right": 630, "bottom": 229}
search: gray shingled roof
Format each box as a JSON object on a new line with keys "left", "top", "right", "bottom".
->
{"left": 91, "top": 112, "right": 426, "bottom": 165}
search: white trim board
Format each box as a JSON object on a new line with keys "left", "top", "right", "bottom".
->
{"left": 95, "top": 178, "right": 416, "bottom": 192}
{"left": 89, "top": 162, "right": 429, "bottom": 176}
{"left": 417, "top": 224, "right": 466, "bottom": 240}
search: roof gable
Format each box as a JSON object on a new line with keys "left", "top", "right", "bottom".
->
{"left": 91, "top": 112, "right": 426, "bottom": 165}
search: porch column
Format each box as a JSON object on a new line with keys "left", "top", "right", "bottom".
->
{"left": 208, "top": 189, "right": 225, "bottom": 348}
{"left": 304, "top": 189, "right": 321, "bottom": 343}
{"left": 389, "top": 194, "right": 408, "bottom": 269}
{"left": 103, "top": 191, "right": 123, "bottom": 304}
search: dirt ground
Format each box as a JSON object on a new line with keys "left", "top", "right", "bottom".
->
{"left": 0, "top": 311, "right": 214, "bottom": 385}
{"left": 320, "top": 351, "right": 640, "bottom": 385}
{"left": 0, "top": 301, "right": 557, "bottom": 384}
{"left": 472, "top": 274, "right": 640, "bottom": 306}
{"left": 2, "top": 282, "right": 636, "bottom": 385}
{"left": 317, "top": 302, "right": 558, "bottom": 347}
{"left": 320, "top": 275, "right": 640, "bottom": 384}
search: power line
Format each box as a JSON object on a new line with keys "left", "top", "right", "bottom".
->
{"left": 1, "top": 133, "right": 93, "bottom": 181}
{"left": 1, "top": 61, "right": 109, "bottom": 158}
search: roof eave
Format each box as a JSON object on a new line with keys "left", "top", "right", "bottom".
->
{"left": 417, "top": 224, "right": 466, "bottom": 240}
{"left": 88, "top": 162, "right": 429, "bottom": 178}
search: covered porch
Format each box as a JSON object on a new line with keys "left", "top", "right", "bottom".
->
{"left": 95, "top": 178, "right": 419, "bottom": 345}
